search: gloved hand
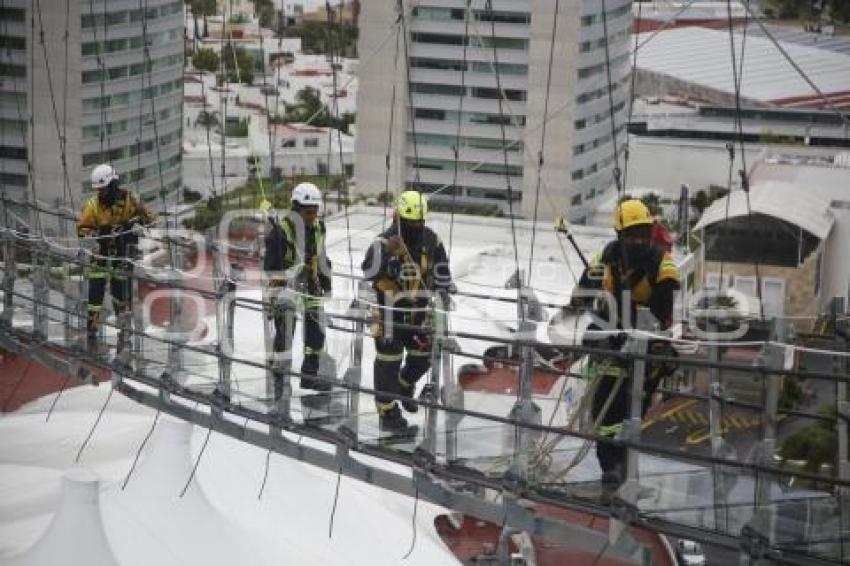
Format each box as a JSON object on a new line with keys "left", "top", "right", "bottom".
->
{"left": 386, "top": 256, "right": 402, "bottom": 281}
{"left": 607, "top": 332, "right": 627, "bottom": 350}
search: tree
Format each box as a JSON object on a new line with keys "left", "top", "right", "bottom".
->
{"left": 252, "top": 0, "right": 277, "bottom": 28}
{"left": 830, "top": 0, "right": 850, "bottom": 23}
{"left": 194, "top": 110, "right": 220, "bottom": 129}
{"left": 780, "top": 407, "right": 843, "bottom": 475}
{"left": 191, "top": 48, "right": 219, "bottom": 73}
{"left": 222, "top": 43, "right": 254, "bottom": 84}
{"left": 185, "top": 0, "right": 217, "bottom": 41}
{"left": 280, "top": 21, "right": 358, "bottom": 56}
{"left": 283, "top": 87, "right": 355, "bottom": 133}
{"left": 762, "top": 0, "right": 814, "bottom": 19}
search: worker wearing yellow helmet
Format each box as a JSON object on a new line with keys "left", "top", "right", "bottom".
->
{"left": 361, "top": 190, "right": 454, "bottom": 436}
{"left": 574, "top": 197, "right": 680, "bottom": 489}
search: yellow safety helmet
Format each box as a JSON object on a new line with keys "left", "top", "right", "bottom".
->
{"left": 613, "top": 199, "right": 652, "bottom": 231}
{"left": 397, "top": 190, "right": 428, "bottom": 221}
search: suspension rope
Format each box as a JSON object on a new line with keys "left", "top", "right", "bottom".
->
{"left": 61, "top": 0, "right": 73, "bottom": 211}
{"left": 27, "top": 4, "right": 42, "bottom": 234}
{"left": 322, "top": 0, "right": 356, "bottom": 298}
{"left": 448, "top": 0, "right": 472, "bottom": 256}
{"left": 381, "top": 24, "right": 402, "bottom": 231}
{"left": 600, "top": 0, "right": 624, "bottom": 197}
{"left": 725, "top": 0, "right": 764, "bottom": 320}
{"left": 33, "top": 0, "right": 73, "bottom": 212}
{"left": 484, "top": 0, "right": 522, "bottom": 319}
{"left": 192, "top": 37, "right": 218, "bottom": 198}
{"left": 219, "top": 0, "right": 229, "bottom": 199}
{"left": 223, "top": 0, "right": 268, "bottom": 209}
{"left": 397, "top": 0, "right": 421, "bottom": 186}
{"left": 621, "top": 0, "right": 642, "bottom": 191}
{"left": 87, "top": 0, "right": 109, "bottom": 157}
{"left": 526, "top": 0, "right": 560, "bottom": 286}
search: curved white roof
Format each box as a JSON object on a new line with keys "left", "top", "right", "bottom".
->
{"left": 637, "top": 27, "right": 850, "bottom": 105}
{"left": 692, "top": 181, "right": 834, "bottom": 239}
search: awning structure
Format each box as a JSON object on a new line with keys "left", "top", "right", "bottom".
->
{"left": 693, "top": 180, "right": 834, "bottom": 239}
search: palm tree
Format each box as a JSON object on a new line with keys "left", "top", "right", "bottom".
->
{"left": 194, "top": 110, "right": 220, "bottom": 129}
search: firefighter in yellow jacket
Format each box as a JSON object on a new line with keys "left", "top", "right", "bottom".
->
{"left": 577, "top": 199, "right": 680, "bottom": 487}
{"left": 361, "top": 191, "right": 453, "bottom": 434}
{"left": 77, "top": 164, "right": 155, "bottom": 348}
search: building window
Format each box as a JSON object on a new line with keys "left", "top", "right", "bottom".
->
{"left": 281, "top": 138, "right": 295, "bottom": 148}
{"left": 0, "top": 145, "right": 26, "bottom": 159}
{"left": 474, "top": 10, "right": 529, "bottom": 24}
{"left": 0, "top": 36, "right": 25, "bottom": 50}
{"left": 412, "top": 7, "right": 465, "bottom": 21}
{"left": 0, "top": 172, "right": 27, "bottom": 186}
{"left": 472, "top": 87, "right": 526, "bottom": 101}
{"left": 0, "top": 7, "right": 25, "bottom": 21}
{"left": 411, "top": 83, "right": 465, "bottom": 96}
{"left": 414, "top": 108, "right": 446, "bottom": 120}
{"left": 0, "top": 64, "right": 26, "bottom": 78}
{"left": 304, "top": 138, "right": 319, "bottom": 148}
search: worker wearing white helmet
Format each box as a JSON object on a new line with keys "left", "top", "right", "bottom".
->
{"left": 263, "top": 182, "right": 333, "bottom": 393}
{"left": 77, "top": 164, "right": 155, "bottom": 351}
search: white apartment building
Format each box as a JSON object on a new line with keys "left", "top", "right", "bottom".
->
{"left": 354, "top": 0, "right": 632, "bottom": 221}
{"left": 0, "top": 0, "right": 183, "bottom": 221}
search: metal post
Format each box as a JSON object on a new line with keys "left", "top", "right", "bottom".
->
{"left": 131, "top": 258, "right": 145, "bottom": 373}
{"left": 214, "top": 263, "right": 240, "bottom": 403}
{"left": 66, "top": 250, "right": 88, "bottom": 378}
{"left": 505, "top": 287, "right": 542, "bottom": 486}
{"left": 757, "top": 320, "right": 786, "bottom": 505}
{"left": 743, "top": 318, "right": 788, "bottom": 564}
{"left": 833, "top": 298, "right": 848, "bottom": 485}
{"left": 1, "top": 214, "right": 16, "bottom": 328}
{"left": 31, "top": 239, "right": 49, "bottom": 341}
{"left": 418, "top": 296, "right": 445, "bottom": 459}
{"left": 707, "top": 321, "right": 729, "bottom": 531}
{"left": 342, "top": 295, "right": 366, "bottom": 434}
{"left": 442, "top": 330, "right": 463, "bottom": 464}
{"left": 624, "top": 308, "right": 652, "bottom": 485}
{"left": 266, "top": 287, "right": 295, "bottom": 420}
{"left": 164, "top": 235, "right": 186, "bottom": 387}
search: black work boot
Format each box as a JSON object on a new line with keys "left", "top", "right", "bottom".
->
{"left": 398, "top": 377, "right": 418, "bottom": 413}
{"left": 299, "top": 355, "right": 331, "bottom": 392}
{"left": 379, "top": 404, "right": 413, "bottom": 434}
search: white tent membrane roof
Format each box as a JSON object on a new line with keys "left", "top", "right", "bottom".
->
{"left": 636, "top": 27, "right": 850, "bottom": 103}
{"left": 693, "top": 180, "right": 835, "bottom": 239}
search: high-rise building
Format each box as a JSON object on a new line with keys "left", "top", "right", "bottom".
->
{"left": 354, "top": 0, "right": 632, "bottom": 221}
{"left": 0, "top": 0, "right": 183, "bottom": 223}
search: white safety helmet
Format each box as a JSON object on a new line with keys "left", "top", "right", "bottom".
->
{"left": 90, "top": 163, "right": 119, "bottom": 190}
{"left": 291, "top": 182, "right": 322, "bottom": 208}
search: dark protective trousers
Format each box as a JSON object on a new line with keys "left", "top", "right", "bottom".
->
{"left": 272, "top": 303, "right": 325, "bottom": 398}
{"left": 86, "top": 258, "right": 132, "bottom": 335}
{"left": 591, "top": 365, "right": 663, "bottom": 476}
{"left": 373, "top": 328, "right": 431, "bottom": 413}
